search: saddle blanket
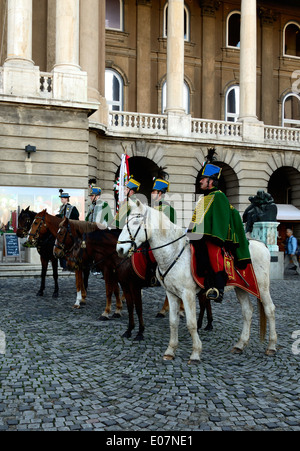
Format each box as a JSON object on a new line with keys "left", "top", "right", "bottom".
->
{"left": 132, "top": 248, "right": 156, "bottom": 280}
{"left": 190, "top": 244, "right": 261, "bottom": 299}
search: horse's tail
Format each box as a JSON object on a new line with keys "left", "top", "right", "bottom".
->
{"left": 258, "top": 299, "right": 267, "bottom": 342}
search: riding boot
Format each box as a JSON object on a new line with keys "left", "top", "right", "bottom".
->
{"left": 205, "top": 271, "right": 227, "bottom": 303}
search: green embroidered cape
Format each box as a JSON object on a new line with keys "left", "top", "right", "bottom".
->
{"left": 189, "top": 189, "right": 250, "bottom": 263}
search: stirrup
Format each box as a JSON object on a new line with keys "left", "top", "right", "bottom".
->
{"left": 206, "top": 287, "right": 223, "bottom": 303}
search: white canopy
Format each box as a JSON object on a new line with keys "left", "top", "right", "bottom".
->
{"left": 276, "top": 204, "right": 300, "bottom": 222}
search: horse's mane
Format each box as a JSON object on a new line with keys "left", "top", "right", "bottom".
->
{"left": 146, "top": 205, "right": 182, "bottom": 238}
{"left": 68, "top": 219, "right": 105, "bottom": 234}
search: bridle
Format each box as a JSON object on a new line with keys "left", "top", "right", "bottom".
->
{"left": 54, "top": 221, "right": 73, "bottom": 253}
{"left": 117, "top": 210, "right": 149, "bottom": 256}
{"left": 27, "top": 214, "right": 47, "bottom": 246}
{"left": 118, "top": 208, "right": 188, "bottom": 282}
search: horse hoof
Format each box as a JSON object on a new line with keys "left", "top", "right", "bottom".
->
{"left": 52, "top": 292, "right": 59, "bottom": 298}
{"left": 188, "top": 359, "right": 200, "bottom": 365}
{"left": 163, "top": 355, "right": 174, "bottom": 361}
{"left": 122, "top": 331, "right": 132, "bottom": 339}
{"left": 72, "top": 305, "right": 80, "bottom": 309}
{"left": 204, "top": 324, "right": 213, "bottom": 331}
{"left": 112, "top": 313, "right": 121, "bottom": 319}
{"left": 156, "top": 312, "right": 166, "bottom": 318}
{"left": 231, "top": 347, "right": 243, "bottom": 354}
{"left": 265, "top": 349, "right": 276, "bottom": 356}
{"left": 98, "top": 315, "right": 110, "bottom": 321}
{"left": 80, "top": 302, "right": 86, "bottom": 306}
{"left": 133, "top": 334, "right": 144, "bottom": 342}
{"left": 36, "top": 291, "right": 43, "bottom": 297}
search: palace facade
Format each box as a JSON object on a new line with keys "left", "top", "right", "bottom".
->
{"left": 0, "top": 0, "right": 300, "bottom": 243}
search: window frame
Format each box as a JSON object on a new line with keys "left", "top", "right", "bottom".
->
{"left": 163, "top": 2, "right": 190, "bottom": 42}
{"left": 226, "top": 10, "right": 241, "bottom": 49}
{"left": 225, "top": 85, "right": 240, "bottom": 122}
{"left": 282, "top": 93, "right": 300, "bottom": 128}
{"left": 105, "top": 0, "right": 124, "bottom": 32}
{"left": 161, "top": 80, "right": 190, "bottom": 114}
{"left": 105, "top": 69, "right": 124, "bottom": 112}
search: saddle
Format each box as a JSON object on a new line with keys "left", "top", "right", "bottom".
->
{"left": 190, "top": 245, "right": 260, "bottom": 299}
{"left": 131, "top": 245, "right": 157, "bottom": 284}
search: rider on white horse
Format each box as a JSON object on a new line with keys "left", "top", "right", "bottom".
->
{"left": 188, "top": 158, "right": 251, "bottom": 304}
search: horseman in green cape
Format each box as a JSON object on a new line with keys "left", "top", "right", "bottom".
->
{"left": 188, "top": 150, "right": 251, "bottom": 303}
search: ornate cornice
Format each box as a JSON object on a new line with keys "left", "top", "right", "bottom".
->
{"left": 199, "top": 0, "right": 221, "bottom": 17}
{"left": 259, "top": 7, "right": 278, "bottom": 26}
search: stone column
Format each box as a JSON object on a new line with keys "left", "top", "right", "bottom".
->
{"left": 239, "top": 0, "right": 258, "bottom": 122}
{"left": 260, "top": 8, "right": 277, "bottom": 126}
{"left": 53, "top": 0, "right": 87, "bottom": 102}
{"left": 3, "top": 0, "right": 40, "bottom": 96}
{"left": 5, "top": 0, "right": 33, "bottom": 66}
{"left": 200, "top": 0, "right": 219, "bottom": 119}
{"left": 136, "top": 0, "right": 151, "bottom": 113}
{"left": 165, "top": 0, "right": 185, "bottom": 114}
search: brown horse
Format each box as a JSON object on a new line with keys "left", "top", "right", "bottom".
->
{"left": 16, "top": 207, "right": 59, "bottom": 298}
{"left": 54, "top": 217, "right": 122, "bottom": 318}
{"left": 25, "top": 209, "right": 89, "bottom": 307}
{"left": 57, "top": 217, "right": 212, "bottom": 340}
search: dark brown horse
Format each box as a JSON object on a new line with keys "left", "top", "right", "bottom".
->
{"left": 24, "top": 209, "right": 89, "bottom": 307}
{"left": 56, "top": 217, "right": 213, "bottom": 340}
{"left": 54, "top": 217, "right": 122, "bottom": 318}
{"left": 16, "top": 207, "right": 59, "bottom": 298}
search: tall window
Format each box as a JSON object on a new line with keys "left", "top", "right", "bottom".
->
{"left": 105, "top": 69, "right": 123, "bottom": 111}
{"left": 282, "top": 93, "right": 300, "bottom": 127}
{"left": 163, "top": 3, "right": 190, "bottom": 41}
{"left": 162, "top": 81, "right": 190, "bottom": 114}
{"left": 227, "top": 11, "right": 241, "bottom": 48}
{"left": 225, "top": 86, "right": 240, "bottom": 122}
{"left": 105, "top": 0, "right": 123, "bottom": 31}
{"left": 284, "top": 22, "right": 300, "bottom": 58}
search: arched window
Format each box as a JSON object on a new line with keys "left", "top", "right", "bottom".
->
{"left": 283, "top": 22, "right": 300, "bottom": 58}
{"left": 282, "top": 93, "right": 300, "bottom": 128}
{"left": 227, "top": 11, "right": 241, "bottom": 48}
{"left": 225, "top": 85, "right": 240, "bottom": 122}
{"left": 163, "top": 3, "right": 190, "bottom": 42}
{"left": 105, "top": 0, "right": 123, "bottom": 31}
{"left": 105, "top": 69, "right": 123, "bottom": 111}
{"left": 162, "top": 80, "right": 190, "bottom": 114}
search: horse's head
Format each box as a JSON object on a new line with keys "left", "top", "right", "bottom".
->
{"left": 16, "top": 207, "right": 34, "bottom": 238}
{"left": 116, "top": 199, "right": 148, "bottom": 258}
{"left": 25, "top": 209, "right": 48, "bottom": 247}
{"left": 53, "top": 217, "right": 74, "bottom": 259}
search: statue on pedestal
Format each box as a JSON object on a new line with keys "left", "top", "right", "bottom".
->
{"left": 243, "top": 190, "right": 278, "bottom": 233}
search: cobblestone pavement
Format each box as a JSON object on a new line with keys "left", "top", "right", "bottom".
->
{"left": 0, "top": 271, "right": 300, "bottom": 432}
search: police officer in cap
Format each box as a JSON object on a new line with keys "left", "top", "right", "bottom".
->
{"left": 57, "top": 190, "right": 79, "bottom": 220}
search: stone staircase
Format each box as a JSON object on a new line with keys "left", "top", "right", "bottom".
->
{"left": 0, "top": 262, "right": 71, "bottom": 278}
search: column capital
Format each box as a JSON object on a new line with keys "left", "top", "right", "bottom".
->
{"left": 199, "top": 0, "right": 220, "bottom": 17}
{"left": 259, "top": 7, "right": 278, "bottom": 26}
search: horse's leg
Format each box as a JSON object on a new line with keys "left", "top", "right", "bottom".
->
{"left": 133, "top": 287, "right": 144, "bottom": 341}
{"left": 37, "top": 256, "right": 47, "bottom": 296}
{"left": 52, "top": 258, "right": 59, "bottom": 298}
{"left": 259, "top": 292, "right": 277, "bottom": 356}
{"left": 112, "top": 282, "right": 122, "bottom": 319}
{"left": 197, "top": 293, "right": 213, "bottom": 331}
{"left": 163, "top": 291, "right": 180, "bottom": 361}
{"left": 205, "top": 299, "right": 213, "bottom": 331}
{"left": 99, "top": 279, "right": 113, "bottom": 321}
{"left": 121, "top": 286, "right": 135, "bottom": 339}
{"left": 156, "top": 296, "right": 169, "bottom": 318}
{"left": 83, "top": 268, "right": 90, "bottom": 290}
{"left": 73, "top": 270, "right": 85, "bottom": 309}
{"left": 80, "top": 270, "right": 87, "bottom": 305}
{"left": 232, "top": 288, "right": 253, "bottom": 354}
{"left": 182, "top": 290, "right": 202, "bottom": 363}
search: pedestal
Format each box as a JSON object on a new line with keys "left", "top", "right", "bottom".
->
{"left": 251, "top": 221, "right": 284, "bottom": 280}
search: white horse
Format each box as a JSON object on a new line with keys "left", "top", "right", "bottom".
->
{"left": 116, "top": 199, "right": 277, "bottom": 364}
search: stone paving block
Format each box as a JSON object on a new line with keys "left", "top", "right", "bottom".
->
{"left": 0, "top": 274, "right": 300, "bottom": 431}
